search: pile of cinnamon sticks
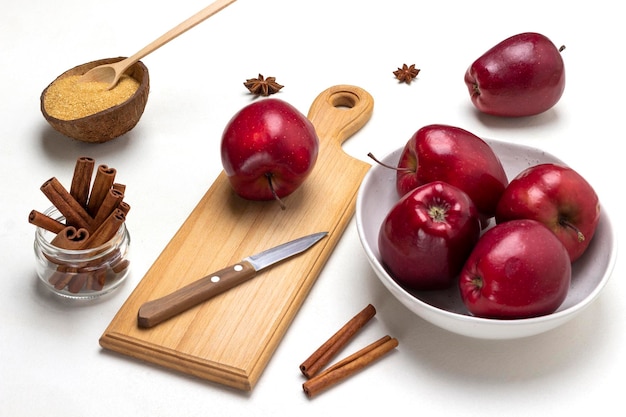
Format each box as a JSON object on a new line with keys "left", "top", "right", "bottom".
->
{"left": 29, "top": 156, "right": 131, "bottom": 293}
{"left": 299, "top": 304, "right": 399, "bottom": 398}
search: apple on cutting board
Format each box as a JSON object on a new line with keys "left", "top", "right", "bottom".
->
{"left": 220, "top": 98, "right": 319, "bottom": 208}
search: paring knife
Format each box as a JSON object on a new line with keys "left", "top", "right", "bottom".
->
{"left": 137, "top": 231, "right": 328, "bottom": 328}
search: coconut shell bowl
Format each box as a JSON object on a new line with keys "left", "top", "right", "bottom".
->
{"left": 40, "top": 57, "right": 150, "bottom": 143}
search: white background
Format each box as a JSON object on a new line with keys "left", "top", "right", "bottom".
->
{"left": 1, "top": 1, "right": 623, "bottom": 415}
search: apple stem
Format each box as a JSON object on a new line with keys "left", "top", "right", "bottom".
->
{"left": 367, "top": 152, "right": 413, "bottom": 173}
{"left": 428, "top": 205, "right": 447, "bottom": 222}
{"left": 266, "top": 173, "right": 286, "bottom": 210}
{"left": 471, "top": 276, "right": 484, "bottom": 290}
{"left": 559, "top": 217, "right": 585, "bottom": 242}
{"left": 559, "top": 45, "right": 566, "bottom": 53}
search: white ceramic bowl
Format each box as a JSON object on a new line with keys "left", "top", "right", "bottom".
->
{"left": 356, "top": 139, "right": 617, "bottom": 339}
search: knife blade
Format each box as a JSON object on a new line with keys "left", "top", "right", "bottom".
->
{"left": 137, "top": 231, "right": 328, "bottom": 328}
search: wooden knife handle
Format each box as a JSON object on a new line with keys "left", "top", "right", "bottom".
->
{"left": 137, "top": 260, "right": 256, "bottom": 328}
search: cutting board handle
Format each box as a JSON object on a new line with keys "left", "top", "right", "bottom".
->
{"left": 307, "top": 85, "right": 374, "bottom": 150}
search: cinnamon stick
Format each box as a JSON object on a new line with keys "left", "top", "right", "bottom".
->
{"left": 117, "top": 201, "right": 131, "bottom": 216}
{"left": 50, "top": 226, "right": 90, "bottom": 250}
{"left": 110, "top": 258, "right": 130, "bottom": 274}
{"left": 69, "top": 156, "right": 95, "bottom": 207}
{"left": 52, "top": 269, "right": 75, "bottom": 290}
{"left": 84, "top": 208, "right": 125, "bottom": 248}
{"left": 86, "top": 165, "right": 116, "bottom": 216}
{"left": 302, "top": 335, "right": 399, "bottom": 398}
{"left": 85, "top": 268, "right": 107, "bottom": 291}
{"left": 28, "top": 210, "right": 65, "bottom": 234}
{"left": 300, "top": 304, "right": 376, "bottom": 378}
{"left": 40, "top": 177, "right": 93, "bottom": 230}
{"left": 91, "top": 188, "right": 124, "bottom": 229}
{"left": 67, "top": 273, "right": 88, "bottom": 293}
{"left": 112, "top": 183, "right": 126, "bottom": 194}
{"left": 48, "top": 270, "right": 66, "bottom": 287}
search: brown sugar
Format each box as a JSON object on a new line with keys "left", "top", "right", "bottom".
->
{"left": 43, "top": 75, "right": 140, "bottom": 120}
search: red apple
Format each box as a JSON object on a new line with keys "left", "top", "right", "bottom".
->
{"left": 392, "top": 124, "right": 508, "bottom": 227}
{"left": 378, "top": 181, "right": 481, "bottom": 291}
{"left": 459, "top": 219, "right": 572, "bottom": 319}
{"left": 220, "top": 98, "right": 319, "bottom": 207}
{"left": 465, "top": 32, "right": 566, "bottom": 117}
{"left": 495, "top": 163, "right": 600, "bottom": 263}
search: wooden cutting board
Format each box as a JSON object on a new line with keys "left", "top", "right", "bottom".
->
{"left": 99, "top": 85, "right": 374, "bottom": 391}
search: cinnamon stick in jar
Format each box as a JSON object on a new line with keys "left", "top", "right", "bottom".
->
{"left": 300, "top": 304, "right": 376, "bottom": 378}
{"left": 117, "top": 201, "right": 131, "bottom": 216}
{"left": 28, "top": 210, "right": 65, "bottom": 234}
{"left": 51, "top": 268, "right": 75, "bottom": 290}
{"left": 84, "top": 208, "right": 126, "bottom": 248}
{"left": 67, "top": 272, "right": 88, "bottom": 294}
{"left": 91, "top": 188, "right": 124, "bottom": 229}
{"left": 50, "top": 226, "right": 90, "bottom": 250}
{"left": 85, "top": 268, "right": 107, "bottom": 291}
{"left": 40, "top": 177, "right": 93, "bottom": 230}
{"left": 86, "top": 165, "right": 116, "bottom": 216}
{"left": 112, "top": 183, "right": 126, "bottom": 194}
{"left": 69, "top": 156, "right": 95, "bottom": 207}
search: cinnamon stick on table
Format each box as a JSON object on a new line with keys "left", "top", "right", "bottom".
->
{"left": 302, "top": 335, "right": 399, "bottom": 398}
{"left": 300, "top": 304, "right": 377, "bottom": 379}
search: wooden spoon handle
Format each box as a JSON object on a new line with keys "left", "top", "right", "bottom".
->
{"left": 137, "top": 260, "right": 256, "bottom": 328}
{"left": 122, "top": 0, "right": 237, "bottom": 71}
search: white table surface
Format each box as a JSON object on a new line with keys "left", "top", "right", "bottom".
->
{"left": 2, "top": 1, "right": 624, "bottom": 415}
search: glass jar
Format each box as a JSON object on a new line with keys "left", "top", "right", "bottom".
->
{"left": 33, "top": 207, "right": 130, "bottom": 299}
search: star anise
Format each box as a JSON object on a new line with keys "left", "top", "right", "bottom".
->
{"left": 393, "top": 64, "right": 420, "bottom": 84}
{"left": 244, "top": 74, "right": 284, "bottom": 96}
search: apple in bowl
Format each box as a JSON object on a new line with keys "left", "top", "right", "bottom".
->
{"left": 459, "top": 219, "right": 572, "bottom": 319}
{"left": 378, "top": 181, "right": 481, "bottom": 291}
{"left": 495, "top": 163, "right": 601, "bottom": 263}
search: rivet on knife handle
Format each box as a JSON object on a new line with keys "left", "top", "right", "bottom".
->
{"left": 137, "top": 261, "right": 257, "bottom": 328}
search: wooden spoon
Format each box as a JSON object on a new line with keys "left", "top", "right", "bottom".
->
{"left": 80, "top": 0, "right": 237, "bottom": 89}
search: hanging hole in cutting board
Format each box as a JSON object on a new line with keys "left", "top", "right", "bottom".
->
{"left": 329, "top": 90, "right": 359, "bottom": 109}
